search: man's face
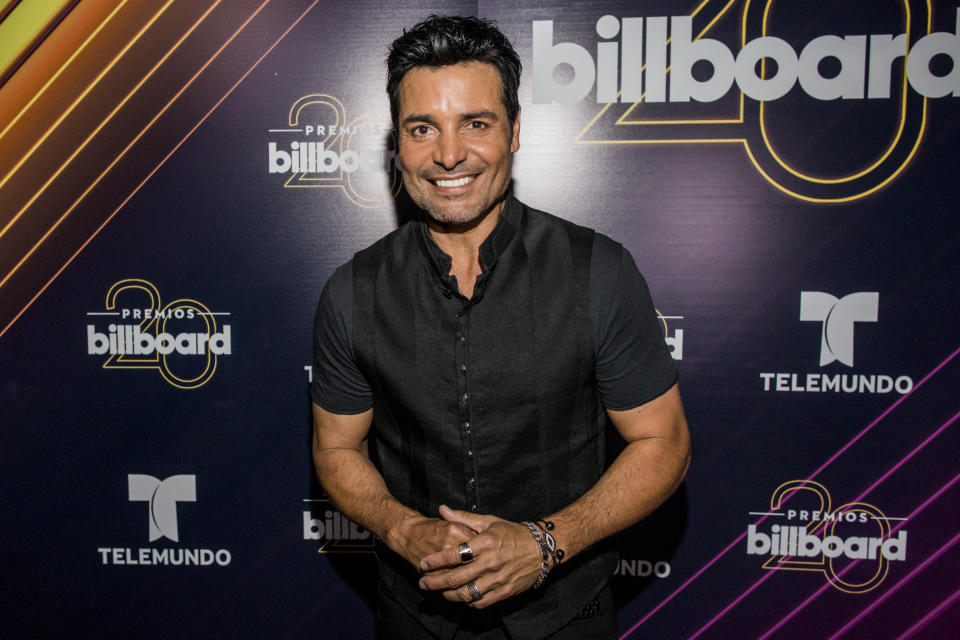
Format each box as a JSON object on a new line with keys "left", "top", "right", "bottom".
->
{"left": 396, "top": 61, "right": 520, "bottom": 227}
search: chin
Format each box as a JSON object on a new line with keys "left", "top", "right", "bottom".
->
{"left": 423, "top": 205, "right": 486, "bottom": 227}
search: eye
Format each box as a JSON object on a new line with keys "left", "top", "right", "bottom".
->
{"left": 468, "top": 120, "right": 488, "bottom": 129}
{"left": 410, "top": 124, "right": 432, "bottom": 137}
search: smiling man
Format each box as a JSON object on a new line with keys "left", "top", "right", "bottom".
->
{"left": 311, "top": 15, "right": 690, "bottom": 640}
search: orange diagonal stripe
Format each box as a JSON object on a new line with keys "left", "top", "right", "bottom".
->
{"left": 0, "top": 0, "right": 176, "bottom": 208}
{"left": 0, "top": 0, "right": 129, "bottom": 145}
{"left": 0, "top": 0, "right": 320, "bottom": 341}
{"left": 0, "top": 0, "right": 217, "bottom": 247}
{"left": 0, "top": 0, "right": 263, "bottom": 290}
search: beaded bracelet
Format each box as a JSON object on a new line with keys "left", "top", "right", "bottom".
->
{"left": 532, "top": 520, "right": 565, "bottom": 567}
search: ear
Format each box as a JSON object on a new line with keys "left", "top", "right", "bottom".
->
{"left": 510, "top": 108, "right": 521, "bottom": 153}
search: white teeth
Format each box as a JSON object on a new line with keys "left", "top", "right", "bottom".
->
{"left": 435, "top": 176, "right": 474, "bottom": 188}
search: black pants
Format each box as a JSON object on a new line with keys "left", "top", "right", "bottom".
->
{"left": 375, "top": 583, "right": 617, "bottom": 640}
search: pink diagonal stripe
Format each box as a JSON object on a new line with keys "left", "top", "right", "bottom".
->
{"left": 619, "top": 345, "right": 960, "bottom": 640}
{"left": 756, "top": 466, "right": 960, "bottom": 640}
{"left": 898, "top": 586, "right": 960, "bottom": 640}
{"left": 826, "top": 530, "right": 960, "bottom": 640}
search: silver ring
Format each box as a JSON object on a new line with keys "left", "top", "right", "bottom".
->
{"left": 458, "top": 542, "right": 474, "bottom": 563}
{"left": 467, "top": 580, "right": 483, "bottom": 602}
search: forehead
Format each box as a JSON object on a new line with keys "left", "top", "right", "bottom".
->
{"left": 397, "top": 61, "right": 504, "bottom": 117}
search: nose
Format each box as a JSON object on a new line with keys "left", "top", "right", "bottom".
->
{"left": 433, "top": 131, "right": 467, "bottom": 170}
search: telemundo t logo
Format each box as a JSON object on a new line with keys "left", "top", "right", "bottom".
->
{"left": 799, "top": 291, "right": 878, "bottom": 367}
{"left": 128, "top": 474, "right": 196, "bottom": 542}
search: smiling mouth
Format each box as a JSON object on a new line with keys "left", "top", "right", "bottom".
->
{"left": 433, "top": 176, "right": 475, "bottom": 188}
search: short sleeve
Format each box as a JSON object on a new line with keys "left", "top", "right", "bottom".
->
{"left": 311, "top": 261, "right": 374, "bottom": 414}
{"left": 591, "top": 234, "right": 678, "bottom": 411}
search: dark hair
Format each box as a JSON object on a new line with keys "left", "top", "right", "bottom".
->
{"left": 386, "top": 15, "right": 521, "bottom": 132}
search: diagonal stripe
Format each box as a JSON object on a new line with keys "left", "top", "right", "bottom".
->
{"left": 752, "top": 409, "right": 960, "bottom": 639}
{"left": 0, "top": 1, "right": 20, "bottom": 22}
{"left": 0, "top": 0, "right": 222, "bottom": 288}
{"left": 619, "top": 345, "right": 960, "bottom": 639}
{"left": 826, "top": 531, "right": 960, "bottom": 639}
{"left": 897, "top": 585, "right": 960, "bottom": 640}
{"left": 0, "top": 0, "right": 320, "bottom": 341}
{"left": 0, "top": 0, "right": 74, "bottom": 81}
{"left": 0, "top": 0, "right": 177, "bottom": 208}
{"left": 691, "top": 465, "right": 960, "bottom": 640}
{"left": 762, "top": 467, "right": 960, "bottom": 639}
{"left": 0, "top": 0, "right": 129, "bottom": 144}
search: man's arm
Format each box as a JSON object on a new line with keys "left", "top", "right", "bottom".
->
{"left": 312, "top": 402, "right": 476, "bottom": 568}
{"left": 417, "top": 383, "right": 689, "bottom": 608}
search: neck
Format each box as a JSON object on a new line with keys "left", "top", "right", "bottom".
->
{"left": 426, "top": 197, "right": 505, "bottom": 269}
{"left": 426, "top": 198, "right": 506, "bottom": 298}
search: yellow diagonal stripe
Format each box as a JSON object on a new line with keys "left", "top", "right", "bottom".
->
{"left": 0, "top": 0, "right": 74, "bottom": 80}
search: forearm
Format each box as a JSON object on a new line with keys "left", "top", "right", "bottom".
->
{"left": 312, "top": 444, "right": 420, "bottom": 550}
{"left": 547, "top": 422, "right": 690, "bottom": 560}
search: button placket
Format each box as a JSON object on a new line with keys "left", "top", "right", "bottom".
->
{"left": 454, "top": 304, "right": 479, "bottom": 512}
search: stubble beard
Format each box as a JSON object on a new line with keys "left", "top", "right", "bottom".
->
{"left": 415, "top": 190, "right": 506, "bottom": 229}
{"left": 406, "top": 162, "right": 512, "bottom": 230}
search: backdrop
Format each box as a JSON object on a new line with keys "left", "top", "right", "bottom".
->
{"left": 1, "top": 1, "right": 958, "bottom": 638}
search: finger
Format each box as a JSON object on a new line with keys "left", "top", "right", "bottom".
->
{"left": 419, "top": 544, "right": 466, "bottom": 572}
{"left": 449, "top": 577, "right": 511, "bottom": 609}
{"left": 418, "top": 563, "right": 483, "bottom": 591}
{"left": 438, "top": 504, "right": 497, "bottom": 532}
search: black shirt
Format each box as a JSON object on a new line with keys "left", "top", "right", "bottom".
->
{"left": 312, "top": 205, "right": 676, "bottom": 415}
{"left": 312, "top": 196, "right": 677, "bottom": 638}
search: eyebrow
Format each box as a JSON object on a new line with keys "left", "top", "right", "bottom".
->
{"left": 461, "top": 110, "right": 499, "bottom": 122}
{"left": 401, "top": 113, "right": 438, "bottom": 127}
{"left": 400, "top": 110, "right": 501, "bottom": 127}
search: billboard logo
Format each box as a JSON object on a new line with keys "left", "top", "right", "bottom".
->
{"left": 760, "top": 291, "right": 913, "bottom": 394}
{"left": 303, "top": 500, "right": 374, "bottom": 555}
{"left": 746, "top": 480, "right": 908, "bottom": 593}
{"left": 657, "top": 309, "right": 684, "bottom": 360}
{"left": 98, "top": 474, "right": 231, "bottom": 566}
{"left": 549, "top": 2, "right": 943, "bottom": 202}
{"left": 533, "top": 11, "right": 960, "bottom": 105}
{"left": 86, "top": 279, "right": 231, "bottom": 389}
{"left": 268, "top": 94, "right": 400, "bottom": 208}
{"left": 799, "top": 291, "right": 878, "bottom": 367}
{"left": 128, "top": 474, "right": 196, "bottom": 542}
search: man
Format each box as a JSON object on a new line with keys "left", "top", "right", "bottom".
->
{"left": 312, "top": 15, "right": 689, "bottom": 640}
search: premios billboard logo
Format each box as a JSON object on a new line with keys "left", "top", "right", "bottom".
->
{"left": 760, "top": 291, "right": 914, "bottom": 394}
{"left": 98, "top": 474, "right": 231, "bottom": 567}
{"left": 85, "top": 279, "right": 231, "bottom": 389}
{"left": 303, "top": 498, "right": 374, "bottom": 555}
{"left": 268, "top": 94, "right": 400, "bottom": 208}
{"left": 746, "top": 480, "right": 908, "bottom": 593}
{"left": 532, "top": 0, "right": 952, "bottom": 202}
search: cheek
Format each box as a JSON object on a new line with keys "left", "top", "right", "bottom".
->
{"left": 397, "top": 147, "right": 427, "bottom": 175}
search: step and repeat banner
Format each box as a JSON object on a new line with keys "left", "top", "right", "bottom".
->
{"left": 1, "top": 1, "right": 958, "bottom": 638}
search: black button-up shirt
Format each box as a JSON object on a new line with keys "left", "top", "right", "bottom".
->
{"left": 313, "top": 196, "right": 677, "bottom": 638}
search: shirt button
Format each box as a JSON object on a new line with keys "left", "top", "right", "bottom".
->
{"left": 460, "top": 364, "right": 467, "bottom": 376}
{"left": 456, "top": 308, "right": 464, "bottom": 319}
{"left": 465, "top": 450, "right": 473, "bottom": 460}
{"left": 443, "top": 289, "right": 452, "bottom": 299}
{"left": 470, "top": 504, "right": 478, "bottom": 512}
{"left": 461, "top": 393, "right": 470, "bottom": 405}
{"left": 463, "top": 421, "right": 471, "bottom": 434}
{"left": 468, "top": 477, "right": 476, "bottom": 489}
{"left": 459, "top": 335, "right": 466, "bottom": 345}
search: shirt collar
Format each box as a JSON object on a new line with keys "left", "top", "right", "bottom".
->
{"left": 416, "top": 194, "right": 521, "bottom": 281}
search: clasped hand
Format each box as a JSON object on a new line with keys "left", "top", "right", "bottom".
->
{"left": 417, "top": 505, "right": 542, "bottom": 609}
